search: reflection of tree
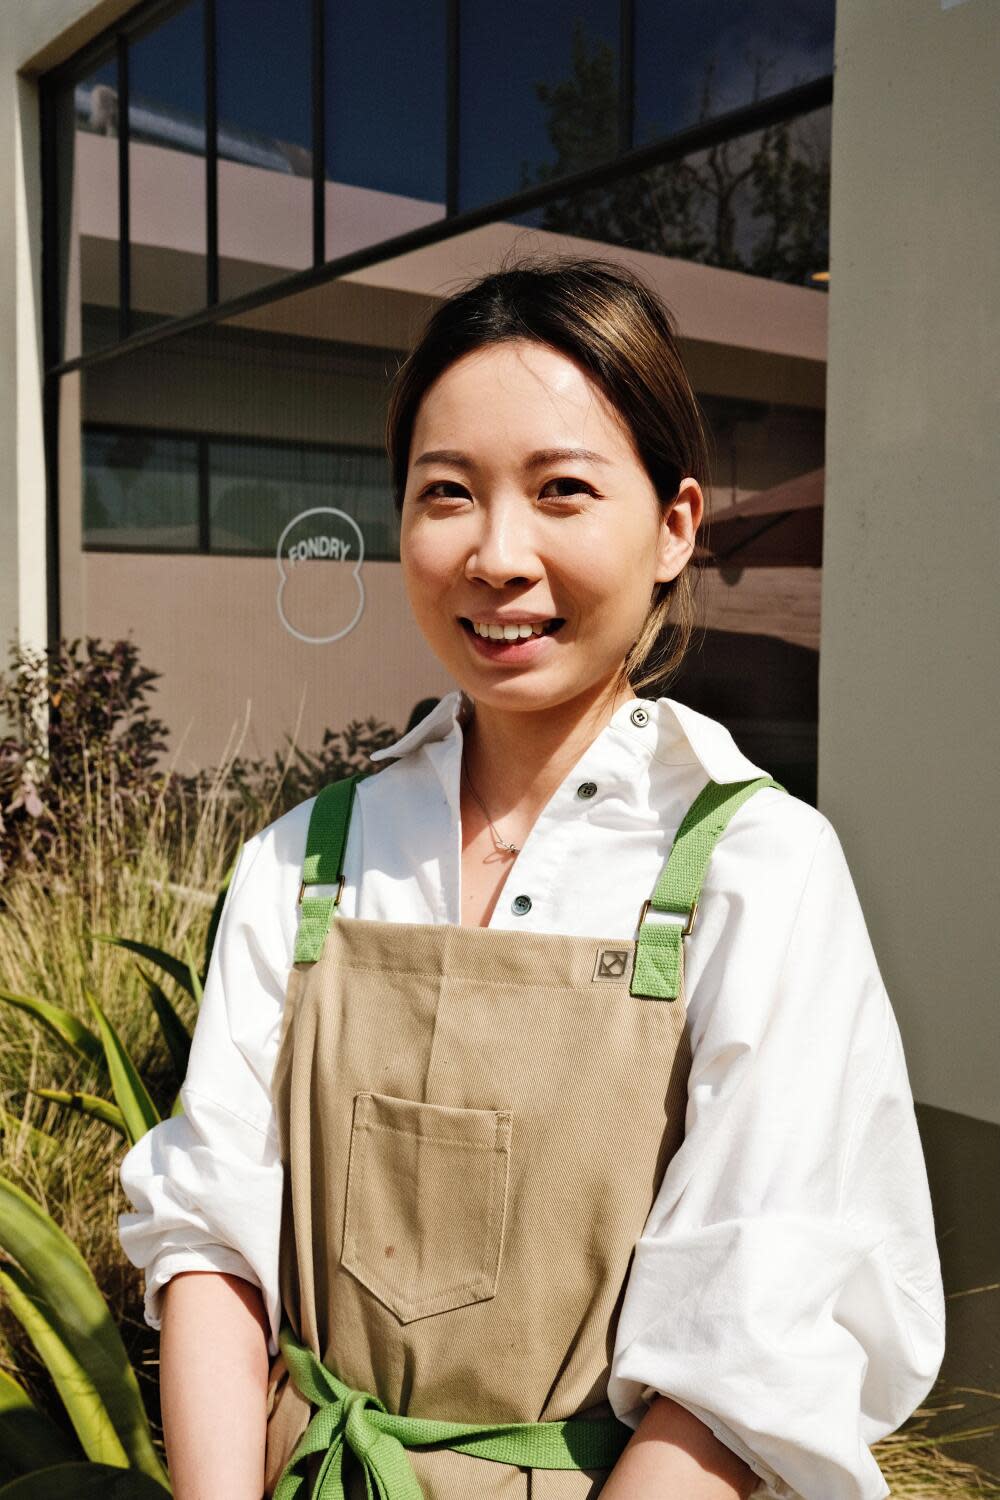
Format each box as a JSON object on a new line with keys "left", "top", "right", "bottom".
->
{"left": 519, "top": 21, "right": 829, "bottom": 286}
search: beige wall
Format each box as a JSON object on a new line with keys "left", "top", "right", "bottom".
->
{"left": 821, "top": 0, "right": 999, "bottom": 1123}
{"left": 82, "top": 554, "right": 453, "bottom": 771}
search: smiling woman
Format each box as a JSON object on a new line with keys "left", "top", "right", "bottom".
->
{"left": 388, "top": 254, "right": 711, "bottom": 706}
{"left": 397, "top": 337, "right": 702, "bottom": 726}
{"left": 120, "top": 253, "right": 944, "bottom": 1500}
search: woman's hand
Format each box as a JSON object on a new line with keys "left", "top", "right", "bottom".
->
{"left": 160, "top": 1269, "right": 270, "bottom": 1500}
{"left": 600, "top": 1394, "right": 759, "bottom": 1498}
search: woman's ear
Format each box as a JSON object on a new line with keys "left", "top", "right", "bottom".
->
{"left": 654, "top": 477, "right": 704, "bottom": 583}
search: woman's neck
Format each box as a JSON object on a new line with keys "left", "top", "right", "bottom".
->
{"left": 460, "top": 675, "right": 637, "bottom": 821}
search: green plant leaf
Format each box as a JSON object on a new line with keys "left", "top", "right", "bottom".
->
{"left": 0, "top": 1110, "right": 60, "bottom": 1161}
{"left": 0, "top": 1365, "right": 80, "bottom": 1478}
{"left": 202, "top": 841, "right": 242, "bottom": 978}
{"left": 0, "top": 1462, "right": 170, "bottom": 1498}
{"left": 183, "top": 945, "right": 202, "bottom": 1007}
{"left": 0, "top": 1263, "right": 127, "bottom": 1468}
{"left": 169, "top": 1091, "right": 184, "bottom": 1118}
{"left": 133, "top": 964, "right": 190, "bottom": 1086}
{"left": 0, "top": 990, "right": 103, "bottom": 1068}
{"left": 83, "top": 993, "right": 159, "bottom": 1146}
{"left": 0, "top": 1175, "right": 168, "bottom": 1487}
{"left": 85, "top": 935, "right": 196, "bottom": 1001}
{"left": 29, "top": 1089, "right": 127, "bottom": 1139}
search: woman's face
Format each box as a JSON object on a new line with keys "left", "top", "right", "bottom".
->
{"left": 399, "top": 338, "right": 702, "bottom": 718}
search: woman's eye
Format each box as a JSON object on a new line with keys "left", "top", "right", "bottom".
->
{"left": 540, "top": 477, "right": 597, "bottom": 499}
{"left": 420, "top": 481, "right": 469, "bottom": 499}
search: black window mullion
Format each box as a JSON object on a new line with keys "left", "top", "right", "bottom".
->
{"left": 198, "top": 436, "right": 211, "bottom": 551}
{"left": 117, "top": 32, "right": 131, "bottom": 341}
{"left": 445, "top": 0, "right": 459, "bottom": 217}
{"left": 205, "top": 0, "right": 219, "bottom": 305}
{"left": 618, "top": 0, "right": 635, "bottom": 156}
{"left": 312, "top": 0, "right": 326, "bottom": 264}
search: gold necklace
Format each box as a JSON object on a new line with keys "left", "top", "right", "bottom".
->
{"left": 461, "top": 760, "right": 520, "bottom": 855}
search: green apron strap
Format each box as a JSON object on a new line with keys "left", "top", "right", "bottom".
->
{"left": 630, "top": 775, "right": 786, "bottom": 1000}
{"left": 294, "top": 775, "right": 363, "bottom": 964}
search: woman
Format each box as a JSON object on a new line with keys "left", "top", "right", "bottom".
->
{"left": 118, "top": 255, "right": 945, "bottom": 1500}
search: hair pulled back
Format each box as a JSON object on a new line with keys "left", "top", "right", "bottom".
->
{"left": 385, "top": 251, "right": 710, "bottom": 695}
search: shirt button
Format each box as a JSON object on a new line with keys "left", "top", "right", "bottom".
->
{"left": 630, "top": 705, "right": 650, "bottom": 727}
{"left": 576, "top": 781, "right": 597, "bottom": 799}
{"left": 511, "top": 894, "right": 532, "bottom": 916}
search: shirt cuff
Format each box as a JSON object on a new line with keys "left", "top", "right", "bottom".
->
{"left": 141, "top": 1247, "right": 280, "bottom": 1359}
{"left": 636, "top": 1387, "right": 816, "bottom": 1498}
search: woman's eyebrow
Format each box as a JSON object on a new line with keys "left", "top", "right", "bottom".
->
{"left": 412, "top": 447, "right": 612, "bottom": 469}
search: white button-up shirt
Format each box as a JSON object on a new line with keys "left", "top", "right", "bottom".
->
{"left": 117, "top": 689, "right": 945, "bottom": 1500}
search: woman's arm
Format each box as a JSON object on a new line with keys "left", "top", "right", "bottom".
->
{"left": 159, "top": 1270, "right": 270, "bottom": 1500}
{"left": 601, "top": 1394, "right": 758, "bottom": 1499}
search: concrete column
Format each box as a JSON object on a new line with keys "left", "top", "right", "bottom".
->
{"left": 0, "top": 0, "right": 133, "bottom": 679}
{"left": 0, "top": 54, "right": 47, "bottom": 667}
{"left": 821, "top": 0, "right": 999, "bottom": 1123}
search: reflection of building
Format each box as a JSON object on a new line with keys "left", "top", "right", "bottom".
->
{"left": 3, "top": 0, "right": 999, "bottom": 1450}
{"left": 44, "top": 1, "right": 836, "bottom": 791}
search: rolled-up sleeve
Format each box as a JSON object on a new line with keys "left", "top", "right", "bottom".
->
{"left": 117, "top": 803, "right": 312, "bottom": 1359}
{"left": 607, "top": 805, "right": 946, "bottom": 1500}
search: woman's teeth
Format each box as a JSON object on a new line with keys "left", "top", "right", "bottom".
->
{"left": 470, "top": 620, "right": 556, "bottom": 640}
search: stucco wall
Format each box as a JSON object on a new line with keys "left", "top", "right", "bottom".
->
{"left": 821, "top": 0, "right": 999, "bottom": 1123}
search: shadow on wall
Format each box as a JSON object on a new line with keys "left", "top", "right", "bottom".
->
{"left": 400, "top": 629, "right": 818, "bottom": 806}
{"left": 667, "top": 628, "right": 819, "bottom": 806}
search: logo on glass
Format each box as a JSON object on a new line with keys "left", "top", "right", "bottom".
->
{"left": 276, "top": 506, "right": 365, "bottom": 644}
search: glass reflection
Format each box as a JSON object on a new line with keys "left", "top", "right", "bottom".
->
{"left": 209, "top": 440, "right": 398, "bottom": 560}
{"left": 55, "top": 57, "right": 120, "bottom": 359}
{"left": 324, "top": 0, "right": 447, "bottom": 259}
{"left": 634, "top": 0, "right": 834, "bottom": 145}
{"left": 84, "top": 428, "right": 200, "bottom": 549}
{"left": 216, "top": 0, "right": 313, "bottom": 299}
{"left": 515, "top": 104, "right": 831, "bottom": 287}
{"left": 460, "top": 0, "right": 619, "bottom": 210}
{"left": 128, "top": 0, "right": 207, "bottom": 322}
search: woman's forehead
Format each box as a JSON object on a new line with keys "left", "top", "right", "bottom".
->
{"left": 412, "top": 341, "right": 634, "bottom": 460}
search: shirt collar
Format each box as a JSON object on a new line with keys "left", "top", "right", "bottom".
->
{"left": 370, "top": 688, "right": 767, "bottom": 785}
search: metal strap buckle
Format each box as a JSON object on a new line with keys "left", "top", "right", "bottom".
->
{"left": 638, "top": 895, "right": 699, "bottom": 937}
{"left": 297, "top": 874, "right": 345, "bottom": 907}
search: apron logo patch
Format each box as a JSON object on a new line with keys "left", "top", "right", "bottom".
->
{"left": 593, "top": 949, "right": 628, "bottom": 980}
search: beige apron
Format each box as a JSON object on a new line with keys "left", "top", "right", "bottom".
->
{"left": 262, "top": 772, "right": 781, "bottom": 1499}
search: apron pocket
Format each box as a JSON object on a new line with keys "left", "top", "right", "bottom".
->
{"left": 341, "top": 1090, "right": 512, "bottom": 1323}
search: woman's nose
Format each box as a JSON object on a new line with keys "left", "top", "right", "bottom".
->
{"left": 464, "top": 505, "right": 543, "bottom": 589}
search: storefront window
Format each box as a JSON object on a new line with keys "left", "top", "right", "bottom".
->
{"left": 324, "top": 0, "right": 447, "bottom": 257}
{"left": 128, "top": 0, "right": 207, "bottom": 322}
{"left": 516, "top": 103, "right": 831, "bottom": 288}
{"left": 53, "top": 56, "right": 120, "bottom": 360}
{"left": 459, "top": 0, "right": 620, "bottom": 210}
{"left": 209, "top": 439, "right": 398, "bottom": 560}
{"left": 217, "top": 0, "right": 313, "bottom": 299}
{"left": 634, "top": 0, "right": 834, "bottom": 146}
{"left": 84, "top": 428, "right": 200, "bottom": 550}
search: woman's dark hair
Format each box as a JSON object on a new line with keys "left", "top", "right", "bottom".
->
{"left": 384, "top": 251, "right": 710, "bottom": 695}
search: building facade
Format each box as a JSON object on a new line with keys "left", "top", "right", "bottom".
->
{"left": 2, "top": 0, "right": 998, "bottom": 1457}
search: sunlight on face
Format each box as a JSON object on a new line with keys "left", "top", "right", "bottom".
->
{"left": 400, "top": 338, "right": 693, "bottom": 718}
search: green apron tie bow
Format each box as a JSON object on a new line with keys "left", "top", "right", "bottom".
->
{"left": 272, "top": 1323, "right": 633, "bottom": 1499}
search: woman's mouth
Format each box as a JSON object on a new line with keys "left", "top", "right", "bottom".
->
{"left": 459, "top": 616, "right": 564, "bottom": 661}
